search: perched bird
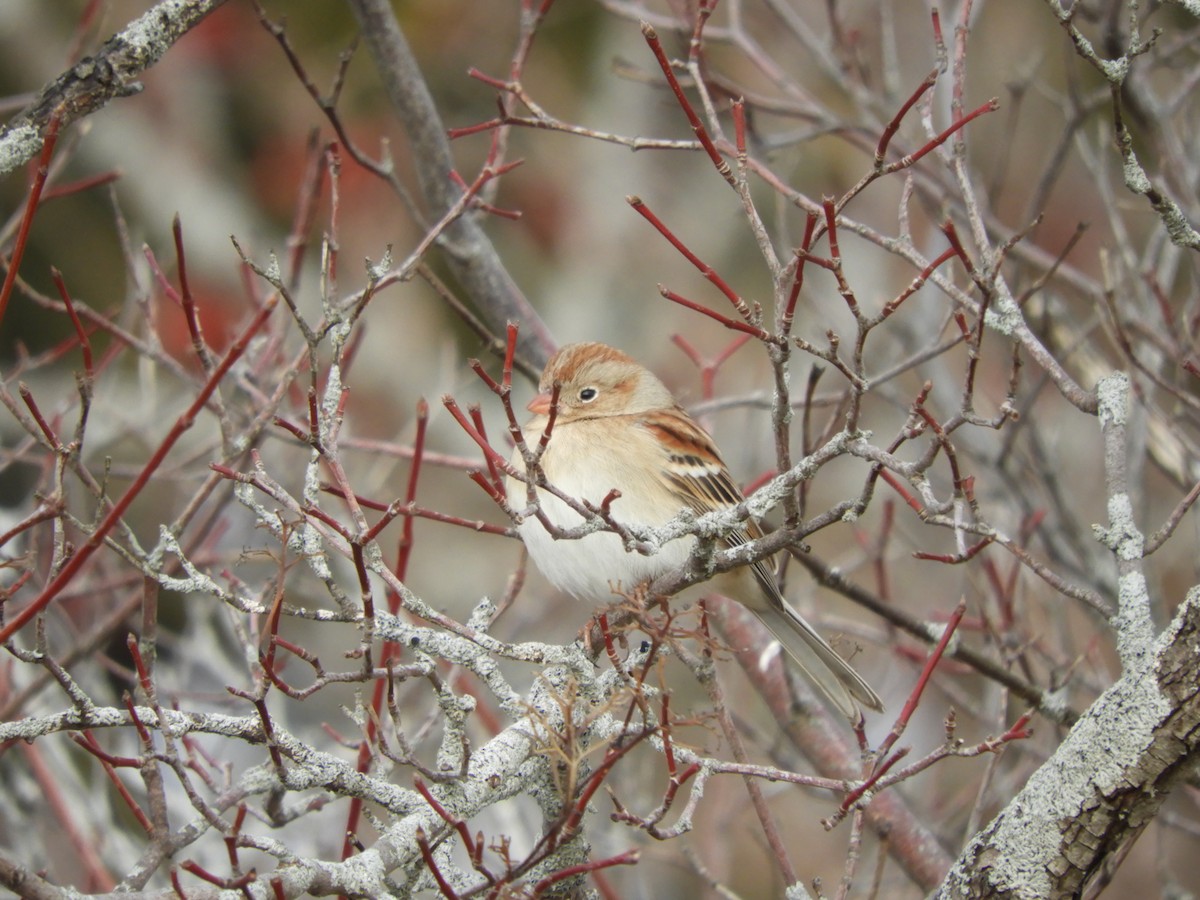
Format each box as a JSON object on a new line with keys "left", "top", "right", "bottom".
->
{"left": 508, "top": 342, "right": 883, "bottom": 719}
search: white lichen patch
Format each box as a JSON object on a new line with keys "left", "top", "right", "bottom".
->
{"left": 1096, "top": 372, "right": 1130, "bottom": 429}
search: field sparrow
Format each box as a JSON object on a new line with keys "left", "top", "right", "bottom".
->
{"left": 508, "top": 342, "right": 883, "bottom": 719}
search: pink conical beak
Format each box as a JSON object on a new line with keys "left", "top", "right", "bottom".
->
{"left": 527, "top": 392, "right": 553, "bottom": 415}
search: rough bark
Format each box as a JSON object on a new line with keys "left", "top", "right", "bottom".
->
{"left": 0, "top": 0, "right": 230, "bottom": 175}
{"left": 344, "top": 0, "right": 556, "bottom": 368}
{"left": 936, "top": 587, "right": 1200, "bottom": 898}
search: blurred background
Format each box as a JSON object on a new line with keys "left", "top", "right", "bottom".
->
{"left": 1, "top": 1, "right": 1198, "bottom": 897}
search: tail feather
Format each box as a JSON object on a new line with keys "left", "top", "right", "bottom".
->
{"left": 752, "top": 602, "right": 884, "bottom": 719}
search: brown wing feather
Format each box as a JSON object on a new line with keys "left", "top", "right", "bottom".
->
{"left": 641, "top": 411, "right": 884, "bottom": 716}
{"left": 642, "top": 413, "right": 783, "bottom": 603}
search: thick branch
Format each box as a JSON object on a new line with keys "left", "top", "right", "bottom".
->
{"left": 343, "top": 0, "right": 556, "bottom": 368}
{"left": 937, "top": 588, "right": 1200, "bottom": 898}
{"left": 0, "top": 0, "right": 230, "bottom": 176}
{"left": 711, "top": 598, "right": 954, "bottom": 892}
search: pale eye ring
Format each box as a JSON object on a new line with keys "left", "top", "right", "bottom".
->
{"left": 579, "top": 386, "right": 598, "bottom": 402}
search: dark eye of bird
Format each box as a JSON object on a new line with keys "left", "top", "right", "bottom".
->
{"left": 579, "top": 387, "right": 598, "bottom": 402}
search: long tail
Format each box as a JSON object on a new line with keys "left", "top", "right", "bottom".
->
{"left": 752, "top": 601, "right": 884, "bottom": 720}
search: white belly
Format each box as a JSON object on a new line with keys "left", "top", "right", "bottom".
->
{"left": 510, "top": 417, "right": 696, "bottom": 602}
{"left": 517, "top": 491, "right": 695, "bottom": 600}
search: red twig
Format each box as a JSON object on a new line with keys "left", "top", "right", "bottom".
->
{"left": 659, "top": 287, "right": 770, "bottom": 341}
{"left": 731, "top": 97, "right": 747, "bottom": 158}
{"left": 0, "top": 504, "right": 63, "bottom": 551}
{"left": 171, "top": 215, "right": 215, "bottom": 372}
{"left": 224, "top": 806, "right": 248, "bottom": 871}
{"left": 18, "top": 384, "right": 62, "bottom": 450}
{"left": 179, "top": 861, "right": 256, "bottom": 890}
{"left": 627, "top": 196, "right": 752, "bottom": 321}
{"left": 448, "top": 168, "right": 521, "bottom": 219}
{"left": 415, "top": 826, "right": 460, "bottom": 899}
{"left": 442, "top": 396, "right": 511, "bottom": 473}
{"left": 941, "top": 220, "right": 977, "bottom": 278}
{"left": 931, "top": 8, "right": 946, "bottom": 64}
{"left": 671, "top": 333, "right": 751, "bottom": 401}
{"left": 466, "top": 66, "right": 510, "bottom": 92}
{"left": 532, "top": 382, "right": 561, "bottom": 456}
{"left": 878, "top": 469, "right": 923, "bottom": 514}
{"left": 469, "top": 404, "right": 504, "bottom": 494}
{"left": 396, "top": 398, "right": 429, "bottom": 585}
{"left": 641, "top": 23, "right": 732, "bottom": 185}
{"left": 553, "top": 727, "right": 655, "bottom": 851}
{"left": 447, "top": 118, "right": 503, "bottom": 140}
{"left": 300, "top": 503, "right": 352, "bottom": 540}
{"left": 880, "top": 246, "right": 959, "bottom": 319}
{"left": 72, "top": 730, "right": 140, "bottom": 769}
{"left": 73, "top": 731, "right": 154, "bottom": 833}
{"left": 123, "top": 694, "right": 152, "bottom": 746}
{"left": 414, "top": 776, "right": 493, "bottom": 883}
{"left": 531, "top": 849, "right": 640, "bottom": 894}
{"left": 914, "top": 537, "right": 993, "bottom": 563}
{"left": 998, "top": 711, "right": 1033, "bottom": 742}
{"left": 51, "top": 268, "right": 94, "bottom": 378}
{"left": 597, "top": 613, "right": 623, "bottom": 671}
{"left": 831, "top": 748, "right": 910, "bottom": 823}
{"left": 468, "top": 470, "right": 509, "bottom": 507}
{"left": 884, "top": 99, "right": 1000, "bottom": 173}
{"left": 0, "top": 296, "right": 278, "bottom": 645}
{"left": 272, "top": 415, "right": 311, "bottom": 445}
{"left": 830, "top": 600, "right": 967, "bottom": 824}
{"left": 502, "top": 321, "right": 518, "bottom": 389}
{"left": 876, "top": 69, "right": 939, "bottom": 166}
{"left": 39, "top": 169, "right": 122, "bottom": 204}
{"left": 783, "top": 212, "right": 819, "bottom": 331}
{"left": 0, "top": 112, "right": 62, "bottom": 328}
{"left": 886, "top": 598, "right": 967, "bottom": 746}
{"left": 126, "top": 633, "right": 153, "bottom": 698}
{"left": 20, "top": 740, "right": 116, "bottom": 890}
{"left": 324, "top": 484, "right": 512, "bottom": 536}
{"left": 259, "top": 571, "right": 289, "bottom": 681}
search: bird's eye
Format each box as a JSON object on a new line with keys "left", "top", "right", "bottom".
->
{"left": 578, "top": 386, "right": 598, "bottom": 402}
